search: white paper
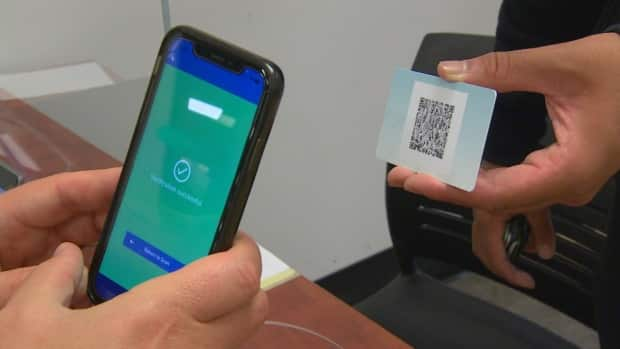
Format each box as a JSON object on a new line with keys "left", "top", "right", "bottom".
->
{"left": 258, "top": 244, "right": 296, "bottom": 289}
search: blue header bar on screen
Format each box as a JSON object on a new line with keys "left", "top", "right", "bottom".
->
{"left": 165, "top": 38, "right": 264, "bottom": 104}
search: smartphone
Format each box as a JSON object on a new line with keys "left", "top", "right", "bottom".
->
{"left": 0, "top": 161, "right": 21, "bottom": 193}
{"left": 88, "top": 26, "right": 284, "bottom": 303}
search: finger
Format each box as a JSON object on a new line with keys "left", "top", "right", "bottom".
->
{"left": 527, "top": 210, "right": 556, "bottom": 260}
{"left": 18, "top": 215, "right": 104, "bottom": 268}
{"left": 402, "top": 150, "right": 562, "bottom": 212}
{"left": 8, "top": 242, "right": 85, "bottom": 308}
{"left": 472, "top": 213, "right": 535, "bottom": 289}
{"left": 524, "top": 235, "right": 537, "bottom": 254}
{"left": 69, "top": 266, "right": 92, "bottom": 309}
{"left": 82, "top": 245, "right": 97, "bottom": 267}
{"left": 201, "top": 291, "right": 268, "bottom": 349}
{"left": 436, "top": 41, "right": 580, "bottom": 96}
{"left": 130, "top": 232, "right": 262, "bottom": 322}
{"left": 52, "top": 214, "right": 105, "bottom": 250}
{"left": 387, "top": 166, "right": 415, "bottom": 188}
{"left": 403, "top": 172, "right": 456, "bottom": 200}
{"left": 0, "top": 266, "right": 35, "bottom": 308}
{"left": 0, "top": 167, "right": 121, "bottom": 229}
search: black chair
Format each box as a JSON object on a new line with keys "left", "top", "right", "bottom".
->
{"left": 356, "top": 33, "right": 615, "bottom": 349}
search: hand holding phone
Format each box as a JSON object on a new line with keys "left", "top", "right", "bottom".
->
{"left": 88, "top": 26, "right": 283, "bottom": 302}
{"left": 0, "top": 235, "right": 267, "bottom": 348}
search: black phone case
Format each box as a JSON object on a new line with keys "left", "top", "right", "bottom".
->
{"left": 87, "top": 26, "right": 284, "bottom": 304}
{"left": 0, "top": 161, "right": 21, "bottom": 191}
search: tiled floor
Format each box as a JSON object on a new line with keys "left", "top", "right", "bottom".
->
{"left": 447, "top": 272, "right": 599, "bottom": 349}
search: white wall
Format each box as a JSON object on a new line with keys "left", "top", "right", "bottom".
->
{"left": 2, "top": 1, "right": 501, "bottom": 280}
{"left": 0, "top": 0, "right": 162, "bottom": 79}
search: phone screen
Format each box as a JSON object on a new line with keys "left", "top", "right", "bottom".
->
{"left": 94, "top": 37, "right": 265, "bottom": 300}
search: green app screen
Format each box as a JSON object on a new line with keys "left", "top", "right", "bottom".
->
{"left": 98, "top": 63, "right": 259, "bottom": 291}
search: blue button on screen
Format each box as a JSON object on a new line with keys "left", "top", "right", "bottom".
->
{"left": 123, "top": 231, "right": 185, "bottom": 273}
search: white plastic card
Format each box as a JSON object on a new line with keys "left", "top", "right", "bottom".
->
{"left": 376, "top": 69, "right": 496, "bottom": 191}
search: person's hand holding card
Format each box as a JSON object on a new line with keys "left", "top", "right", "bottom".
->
{"left": 387, "top": 33, "right": 620, "bottom": 213}
{"left": 385, "top": 33, "right": 620, "bottom": 288}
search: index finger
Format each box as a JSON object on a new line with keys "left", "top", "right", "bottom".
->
{"left": 130, "top": 232, "right": 263, "bottom": 322}
{"left": 472, "top": 216, "right": 535, "bottom": 289}
{"left": 0, "top": 167, "right": 121, "bottom": 228}
{"left": 394, "top": 153, "right": 563, "bottom": 212}
{"left": 0, "top": 266, "right": 34, "bottom": 308}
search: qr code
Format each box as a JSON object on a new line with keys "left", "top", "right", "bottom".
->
{"left": 408, "top": 97, "right": 455, "bottom": 159}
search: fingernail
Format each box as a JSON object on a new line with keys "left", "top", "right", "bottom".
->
{"left": 538, "top": 243, "right": 555, "bottom": 260}
{"left": 77, "top": 266, "right": 88, "bottom": 293}
{"left": 517, "top": 272, "right": 535, "bottom": 289}
{"left": 53, "top": 243, "right": 68, "bottom": 257}
{"left": 438, "top": 60, "right": 467, "bottom": 81}
{"left": 403, "top": 178, "right": 421, "bottom": 194}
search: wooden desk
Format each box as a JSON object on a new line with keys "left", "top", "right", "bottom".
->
{"left": 243, "top": 277, "right": 410, "bottom": 348}
{"left": 0, "top": 98, "right": 410, "bottom": 349}
{"left": 0, "top": 98, "right": 118, "bottom": 179}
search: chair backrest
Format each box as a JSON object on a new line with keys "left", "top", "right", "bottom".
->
{"left": 386, "top": 33, "right": 615, "bottom": 328}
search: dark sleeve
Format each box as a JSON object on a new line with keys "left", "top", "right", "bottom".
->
{"left": 607, "top": 24, "right": 620, "bottom": 34}
{"left": 597, "top": 23, "right": 620, "bottom": 349}
{"left": 483, "top": 0, "right": 605, "bottom": 166}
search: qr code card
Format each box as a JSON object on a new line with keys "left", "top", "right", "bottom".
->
{"left": 376, "top": 69, "right": 496, "bottom": 191}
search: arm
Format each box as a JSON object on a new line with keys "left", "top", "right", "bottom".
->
{"left": 389, "top": 32, "right": 620, "bottom": 288}
{"left": 486, "top": 0, "right": 606, "bottom": 166}
{"left": 438, "top": 0, "right": 610, "bottom": 288}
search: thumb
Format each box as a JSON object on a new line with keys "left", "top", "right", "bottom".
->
{"left": 436, "top": 42, "right": 578, "bottom": 95}
{"left": 8, "top": 243, "right": 85, "bottom": 309}
{"left": 0, "top": 266, "right": 35, "bottom": 308}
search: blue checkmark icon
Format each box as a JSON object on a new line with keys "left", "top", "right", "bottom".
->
{"left": 173, "top": 159, "right": 191, "bottom": 183}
